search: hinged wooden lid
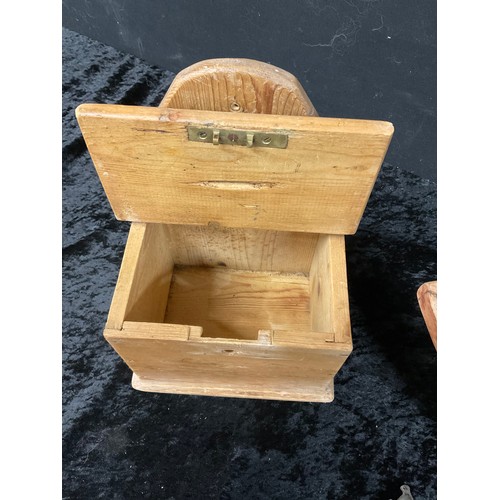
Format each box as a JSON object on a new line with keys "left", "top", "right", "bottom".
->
{"left": 76, "top": 104, "right": 392, "bottom": 235}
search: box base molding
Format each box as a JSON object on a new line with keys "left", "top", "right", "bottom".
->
{"left": 131, "top": 373, "right": 334, "bottom": 402}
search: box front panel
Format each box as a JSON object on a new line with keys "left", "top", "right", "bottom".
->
{"left": 105, "top": 329, "right": 351, "bottom": 402}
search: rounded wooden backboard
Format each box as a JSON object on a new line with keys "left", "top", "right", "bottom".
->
{"left": 159, "top": 58, "right": 318, "bottom": 116}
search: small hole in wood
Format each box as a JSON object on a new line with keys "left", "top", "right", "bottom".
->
{"left": 223, "top": 349, "right": 234, "bottom": 353}
{"left": 230, "top": 102, "right": 241, "bottom": 112}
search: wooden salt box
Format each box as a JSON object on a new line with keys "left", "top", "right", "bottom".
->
{"left": 76, "top": 59, "right": 393, "bottom": 402}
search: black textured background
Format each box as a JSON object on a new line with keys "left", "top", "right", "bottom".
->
{"left": 63, "top": 28, "right": 437, "bottom": 499}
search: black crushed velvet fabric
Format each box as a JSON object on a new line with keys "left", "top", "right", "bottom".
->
{"left": 63, "top": 28, "right": 437, "bottom": 499}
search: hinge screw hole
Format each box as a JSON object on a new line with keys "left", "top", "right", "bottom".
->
{"left": 230, "top": 102, "right": 241, "bottom": 112}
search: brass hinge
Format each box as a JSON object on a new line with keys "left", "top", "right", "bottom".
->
{"left": 187, "top": 126, "right": 288, "bottom": 149}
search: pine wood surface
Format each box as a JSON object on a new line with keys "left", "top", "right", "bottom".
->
{"left": 106, "top": 223, "right": 174, "bottom": 330}
{"left": 310, "top": 234, "right": 351, "bottom": 343}
{"left": 164, "top": 223, "right": 319, "bottom": 273}
{"left": 79, "top": 58, "right": 391, "bottom": 401}
{"left": 159, "top": 58, "right": 318, "bottom": 116}
{"left": 76, "top": 104, "right": 393, "bottom": 235}
{"left": 163, "top": 266, "right": 311, "bottom": 340}
{"left": 103, "top": 222, "right": 352, "bottom": 401}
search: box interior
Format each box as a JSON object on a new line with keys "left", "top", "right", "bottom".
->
{"left": 163, "top": 266, "right": 311, "bottom": 340}
{"left": 109, "top": 222, "right": 348, "bottom": 342}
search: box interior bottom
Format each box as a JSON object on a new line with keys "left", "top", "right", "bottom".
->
{"left": 163, "top": 265, "right": 312, "bottom": 340}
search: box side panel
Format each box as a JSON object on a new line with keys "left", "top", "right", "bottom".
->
{"left": 107, "top": 222, "right": 174, "bottom": 329}
{"left": 309, "top": 234, "right": 352, "bottom": 343}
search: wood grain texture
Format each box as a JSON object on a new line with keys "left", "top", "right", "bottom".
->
{"left": 157, "top": 58, "right": 320, "bottom": 272}
{"left": 164, "top": 223, "right": 318, "bottom": 273}
{"left": 159, "top": 58, "right": 317, "bottom": 116}
{"left": 130, "top": 373, "right": 334, "bottom": 402}
{"left": 84, "top": 59, "right": 371, "bottom": 401}
{"left": 76, "top": 104, "right": 393, "bottom": 235}
{"left": 102, "top": 221, "right": 353, "bottom": 401}
{"left": 106, "top": 222, "right": 174, "bottom": 329}
{"left": 104, "top": 325, "right": 351, "bottom": 402}
{"left": 310, "top": 235, "right": 352, "bottom": 343}
{"left": 163, "top": 266, "right": 311, "bottom": 340}
{"left": 417, "top": 280, "right": 437, "bottom": 349}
